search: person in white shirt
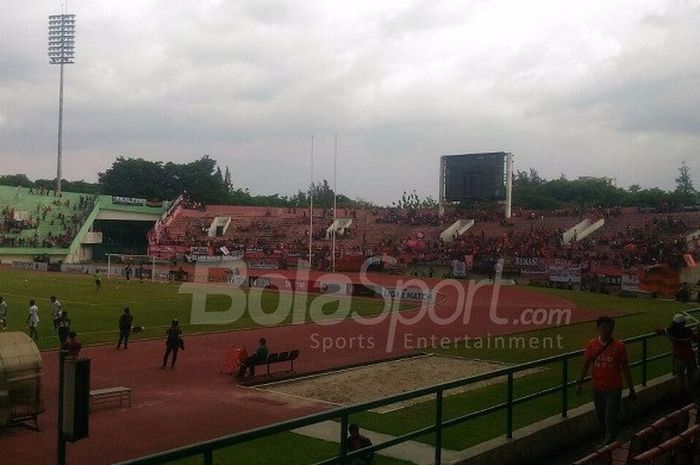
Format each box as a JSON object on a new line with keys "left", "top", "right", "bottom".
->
{"left": 50, "top": 296, "right": 63, "bottom": 331}
{"left": 0, "top": 296, "right": 7, "bottom": 330}
{"left": 26, "top": 299, "right": 40, "bottom": 341}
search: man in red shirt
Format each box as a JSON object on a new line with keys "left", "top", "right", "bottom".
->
{"left": 576, "top": 316, "right": 636, "bottom": 444}
{"left": 346, "top": 424, "right": 374, "bottom": 465}
{"left": 64, "top": 331, "right": 82, "bottom": 358}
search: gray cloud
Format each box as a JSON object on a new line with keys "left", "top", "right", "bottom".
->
{"left": 0, "top": 0, "right": 698, "bottom": 204}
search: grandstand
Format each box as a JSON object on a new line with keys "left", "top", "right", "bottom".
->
{"left": 0, "top": 185, "right": 166, "bottom": 264}
{"left": 146, "top": 198, "right": 700, "bottom": 295}
{"left": 149, "top": 200, "right": 447, "bottom": 266}
{"left": 2, "top": 180, "right": 698, "bottom": 293}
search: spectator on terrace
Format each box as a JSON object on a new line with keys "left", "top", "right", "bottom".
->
{"left": 677, "top": 283, "right": 691, "bottom": 303}
{"left": 576, "top": 316, "right": 636, "bottom": 444}
{"left": 657, "top": 314, "right": 698, "bottom": 389}
{"left": 236, "top": 338, "right": 268, "bottom": 378}
{"left": 346, "top": 424, "right": 374, "bottom": 465}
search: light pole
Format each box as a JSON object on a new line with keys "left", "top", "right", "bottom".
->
{"left": 332, "top": 134, "right": 337, "bottom": 272}
{"left": 48, "top": 12, "right": 76, "bottom": 194}
{"left": 308, "top": 135, "right": 314, "bottom": 268}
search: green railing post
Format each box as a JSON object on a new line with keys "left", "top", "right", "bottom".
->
{"left": 562, "top": 357, "right": 568, "bottom": 418}
{"left": 435, "top": 390, "right": 443, "bottom": 465}
{"left": 506, "top": 372, "right": 514, "bottom": 439}
{"left": 203, "top": 450, "right": 213, "bottom": 465}
{"left": 641, "top": 338, "right": 648, "bottom": 387}
{"left": 340, "top": 414, "right": 349, "bottom": 465}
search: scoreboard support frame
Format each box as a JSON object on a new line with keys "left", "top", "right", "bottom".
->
{"left": 505, "top": 152, "right": 513, "bottom": 219}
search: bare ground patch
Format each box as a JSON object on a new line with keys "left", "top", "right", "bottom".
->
{"left": 254, "top": 354, "right": 543, "bottom": 413}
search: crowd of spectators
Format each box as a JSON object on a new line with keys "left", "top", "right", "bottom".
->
{"left": 149, "top": 199, "right": 700, "bottom": 271}
{"left": 0, "top": 191, "right": 96, "bottom": 249}
{"left": 566, "top": 215, "right": 692, "bottom": 269}
{"left": 376, "top": 208, "right": 444, "bottom": 226}
{"left": 1, "top": 206, "right": 35, "bottom": 234}
{"left": 181, "top": 194, "right": 206, "bottom": 211}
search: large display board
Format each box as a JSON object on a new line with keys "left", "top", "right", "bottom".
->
{"left": 440, "top": 152, "right": 508, "bottom": 202}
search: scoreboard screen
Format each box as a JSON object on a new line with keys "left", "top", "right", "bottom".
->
{"left": 440, "top": 152, "right": 507, "bottom": 202}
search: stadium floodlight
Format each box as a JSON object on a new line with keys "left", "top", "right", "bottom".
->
{"left": 48, "top": 12, "right": 76, "bottom": 194}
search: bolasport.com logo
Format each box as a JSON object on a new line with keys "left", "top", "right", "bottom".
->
{"left": 179, "top": 258, "right": 571, "bottom": 354}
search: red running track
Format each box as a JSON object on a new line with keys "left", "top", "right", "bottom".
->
{"left": 0, "top": 273, "right": 613, "bottom": 465}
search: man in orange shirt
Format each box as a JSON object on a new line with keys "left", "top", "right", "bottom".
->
{"left": 576, "top": 316, "right": 636, "bottom": 444}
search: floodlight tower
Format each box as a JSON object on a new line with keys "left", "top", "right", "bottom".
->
{"left": 48, "top": 12, "right": 76, "bottom": 194}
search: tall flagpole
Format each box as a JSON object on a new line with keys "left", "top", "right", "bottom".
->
{"left": 332, "top": 134, "right": 338, "bottom": 272}
{"left": 308, "top": 135, "right": 314, "bottom": 268}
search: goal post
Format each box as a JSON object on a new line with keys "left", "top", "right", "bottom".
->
{"left": 106, "top": 254, "right": 159, "bottom": 282}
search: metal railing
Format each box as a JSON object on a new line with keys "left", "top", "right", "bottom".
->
{"left": 115, "top": 307, "right": 700, "bottom": 465}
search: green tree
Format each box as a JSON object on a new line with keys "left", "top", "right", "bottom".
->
{"left": 0, "top": 174, "right": 33, "bottom": 188}
{"left": 673, "top": 160, "right": 697, "bottom": 205}
{"left": 224, "top": 166, "right": 233, "bottom": 194}
{"left": 98, "top": 155, "right": 231, "bottom": 202}
{"left": 98, "top": 157, "right": 170, "bottom": 199}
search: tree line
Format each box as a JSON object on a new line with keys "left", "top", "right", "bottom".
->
{"left": 0, "top": 156, "right": 696, "bottom": 210}
{"left": 511, "top": 162, "right": 697, "bottom": 209}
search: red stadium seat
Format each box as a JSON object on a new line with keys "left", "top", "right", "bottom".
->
{"left": 573, "top": 441, "right": 620, "bottom": 465}
{"left": 625, "top": 427, "right": 664, "bottom": 465}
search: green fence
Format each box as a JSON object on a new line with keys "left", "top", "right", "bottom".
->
{"left": 114, "top": 307, "right": 700, "bottom": 465}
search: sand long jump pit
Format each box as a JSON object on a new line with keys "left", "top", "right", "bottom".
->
{"left": 254, "top": 354, "right": 544, "bottom": 414}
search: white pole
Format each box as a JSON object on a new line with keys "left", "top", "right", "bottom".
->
{"left": 56, "top": 61, "right": 64, "bottom": 194}
{"left": 332, "top": 134, "right": 338, "bottom": 272}
{"left": 151, "top": 255, "right": 156, "bottom": 282}
{"left": 107, "top": 253, "right": 111, "bottom": 279}
{"left": 308, "top": 135, "right": 314, "bottom": 268}
{"left": 505, "top": 152, "right": 513, "bottom": 219}
{"left": 438, "top": 156, "right": 445, "bottom": 217}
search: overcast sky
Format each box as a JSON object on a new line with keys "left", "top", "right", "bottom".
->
{"left": 1, "top": 0, "right": 698, "bottom": 204}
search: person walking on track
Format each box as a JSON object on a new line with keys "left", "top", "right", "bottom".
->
{"left": 117, "top": 307, "right": 133, "bottom": 349}
{"left": 161, "top": 319, "right": 183, "bottom": 369}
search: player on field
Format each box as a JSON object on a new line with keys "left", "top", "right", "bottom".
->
{"left": 50, "top": 296, "right": 63, "bottom": 331}
{"left": 57, "top": 310, "right": 72, "bottom": 346}
{"left": 0, "top": 296, "right": 7, "bottom": 330}
{"left": 26, "top": 299, "right": 40, "bottom": 341}
{"left": 95, "top": 271, "right": 103, "bottom": 292}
